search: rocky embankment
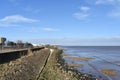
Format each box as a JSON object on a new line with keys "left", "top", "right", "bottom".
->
{"left": 0, "top": 49, "right": 50, "bottom": 80}
{"left": 0, "top": 46, "right": 98, "bottom": 80}
{"left": 38, "top": 48, "right": 98, "bottom": 80}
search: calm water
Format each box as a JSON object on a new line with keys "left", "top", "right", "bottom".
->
{"left": 61, "top": 46, "right": 120, "bottom": 80}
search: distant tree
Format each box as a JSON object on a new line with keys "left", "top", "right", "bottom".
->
{"left": 16, "top": 40, "right": 24, "bottom": 48}
{"left": 6, "top": 41, "right": 16, "bottom": 47}
{"left": 24, "top": 42, "right": 33, "bottom": 48}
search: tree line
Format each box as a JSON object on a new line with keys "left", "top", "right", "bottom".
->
{"left": 0, "top": 37, "right": 33, "bottom": 49}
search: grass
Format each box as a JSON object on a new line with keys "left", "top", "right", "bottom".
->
{"left": 0, "top": 49, "right": 50, "bottom": 80}
{"left": 38, "top": 49, "right": 80, "bottom": 80}
{"left": 38, "top": 48, "right": 98, "bottom": 80}
{"left": 102, "top": 68, "right": 116, "bottom": 76}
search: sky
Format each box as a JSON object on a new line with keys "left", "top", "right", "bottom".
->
{"left": 0, "top": 0, "right": 120, "bottom": 46}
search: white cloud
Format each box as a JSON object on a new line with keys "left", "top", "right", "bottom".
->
{"left": 88, "top": 0, "right": 120, "bottom": 17}
{"left": 0, "top": 23, "right": 19, "bottom": 27}
{"left": 108, "top": 2, "right": 120, "bottom": 17}
{"left": 95, "top": 0, "right": 115, "bottom": 4}
{"left": 95, "top": 0, "right": 120, "bottom": 6}
{"left": 28, "top": 27, "right": 39, "bottom": 32}
{"left": 109, "top": 10, "right": 120, "bottom": 17}
{"left": 42, "top": 27, "right": 59, "bottom": 32}
{"left": 73, "top": 13, "right": 89, "bottom": 20}
{"left": 0, "top": 15, "right": 39, "bottom": 23}
{"left": 73, "top": 6, "right": 90, "bottom": 20}
{"left": 80, "top": 6, "right": 90, "bottom": 12}
{"left": 85, "top": 0, "right": 120, "bottom": 6}
{"left": 83, "top": 0, "right": 120, "bottom": 18}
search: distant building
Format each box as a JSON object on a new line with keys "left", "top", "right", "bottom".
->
{"left": 0, "top": 37, "right": 6, "bottom": 44}
{"left": 32, "top": 43, "right": 42, "bottom": 46}
{"left": 0, "top": 37, "right": 6, "bottom": 50}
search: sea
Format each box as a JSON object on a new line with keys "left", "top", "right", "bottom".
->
{"left": 61, "top": 46, "right": 120, "bottom": 80}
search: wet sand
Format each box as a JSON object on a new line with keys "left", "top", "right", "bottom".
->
{"left": 62, "top": 46, "right": 120, "bottom": 80}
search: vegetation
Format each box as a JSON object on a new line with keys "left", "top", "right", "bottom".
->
{"left": 0, "top": 37, "right": 33, "bottom": 49}
{"left": 24, "top": 42, "right": 33, "bottom": 48}
{"left": 38, "top": 48, "right": 97, "bottom": 80}
{"left": 0, "top": 49, "right": 50, "bottom": 80}
{"left": 0, "top": 44, "right": 98, "bottom": 80}
{"left": 6, "top": 41, "right": 16, "bottom": 47}
{"left": 39, "top": 49, "right": 78, "bottom": 80}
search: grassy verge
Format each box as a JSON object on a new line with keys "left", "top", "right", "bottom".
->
{"left": 38, "top": 48, "right": 97, "bottom": 80}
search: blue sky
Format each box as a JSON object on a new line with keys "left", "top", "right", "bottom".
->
{"left": 0, "top": 0, "right": 120, "bottom": 45}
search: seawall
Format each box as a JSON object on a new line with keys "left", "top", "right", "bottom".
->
{"left": 0, "top": 46, "right": 98, "bottom": 80}
{"left": 0, "top": 47, "right": 44, "bottom": 64}
{"left": 0, "top": 48, "right": 50, "bottom": 80}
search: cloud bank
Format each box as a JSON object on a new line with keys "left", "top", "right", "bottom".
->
{"left": 0, "top": 15, "right": 39, "bottom": 23}
{"left": 0, "top": 15, "right": 39, "bottom": 27}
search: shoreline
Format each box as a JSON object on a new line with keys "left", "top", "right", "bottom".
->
{"left": 0, "top": 46, "right": 99, "bottom": 80}
{"left": 61, "top": 46, "right": 120, "bottom": 80}
{"left": 38, "top": 46, "right": 98, "bottom": 80}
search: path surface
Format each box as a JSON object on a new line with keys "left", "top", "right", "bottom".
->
{"left": 36, "top": 49, "right": 54, "bottom": 80}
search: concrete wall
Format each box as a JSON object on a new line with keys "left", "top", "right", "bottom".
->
{"left": 0, "top": 49, "right": 50, "bottom": 80}
{"left": 0, "top": 47, "right": 44, "bottom": 64}
{"left": 0, "top": 50, "right": 28, "bottom": 64}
